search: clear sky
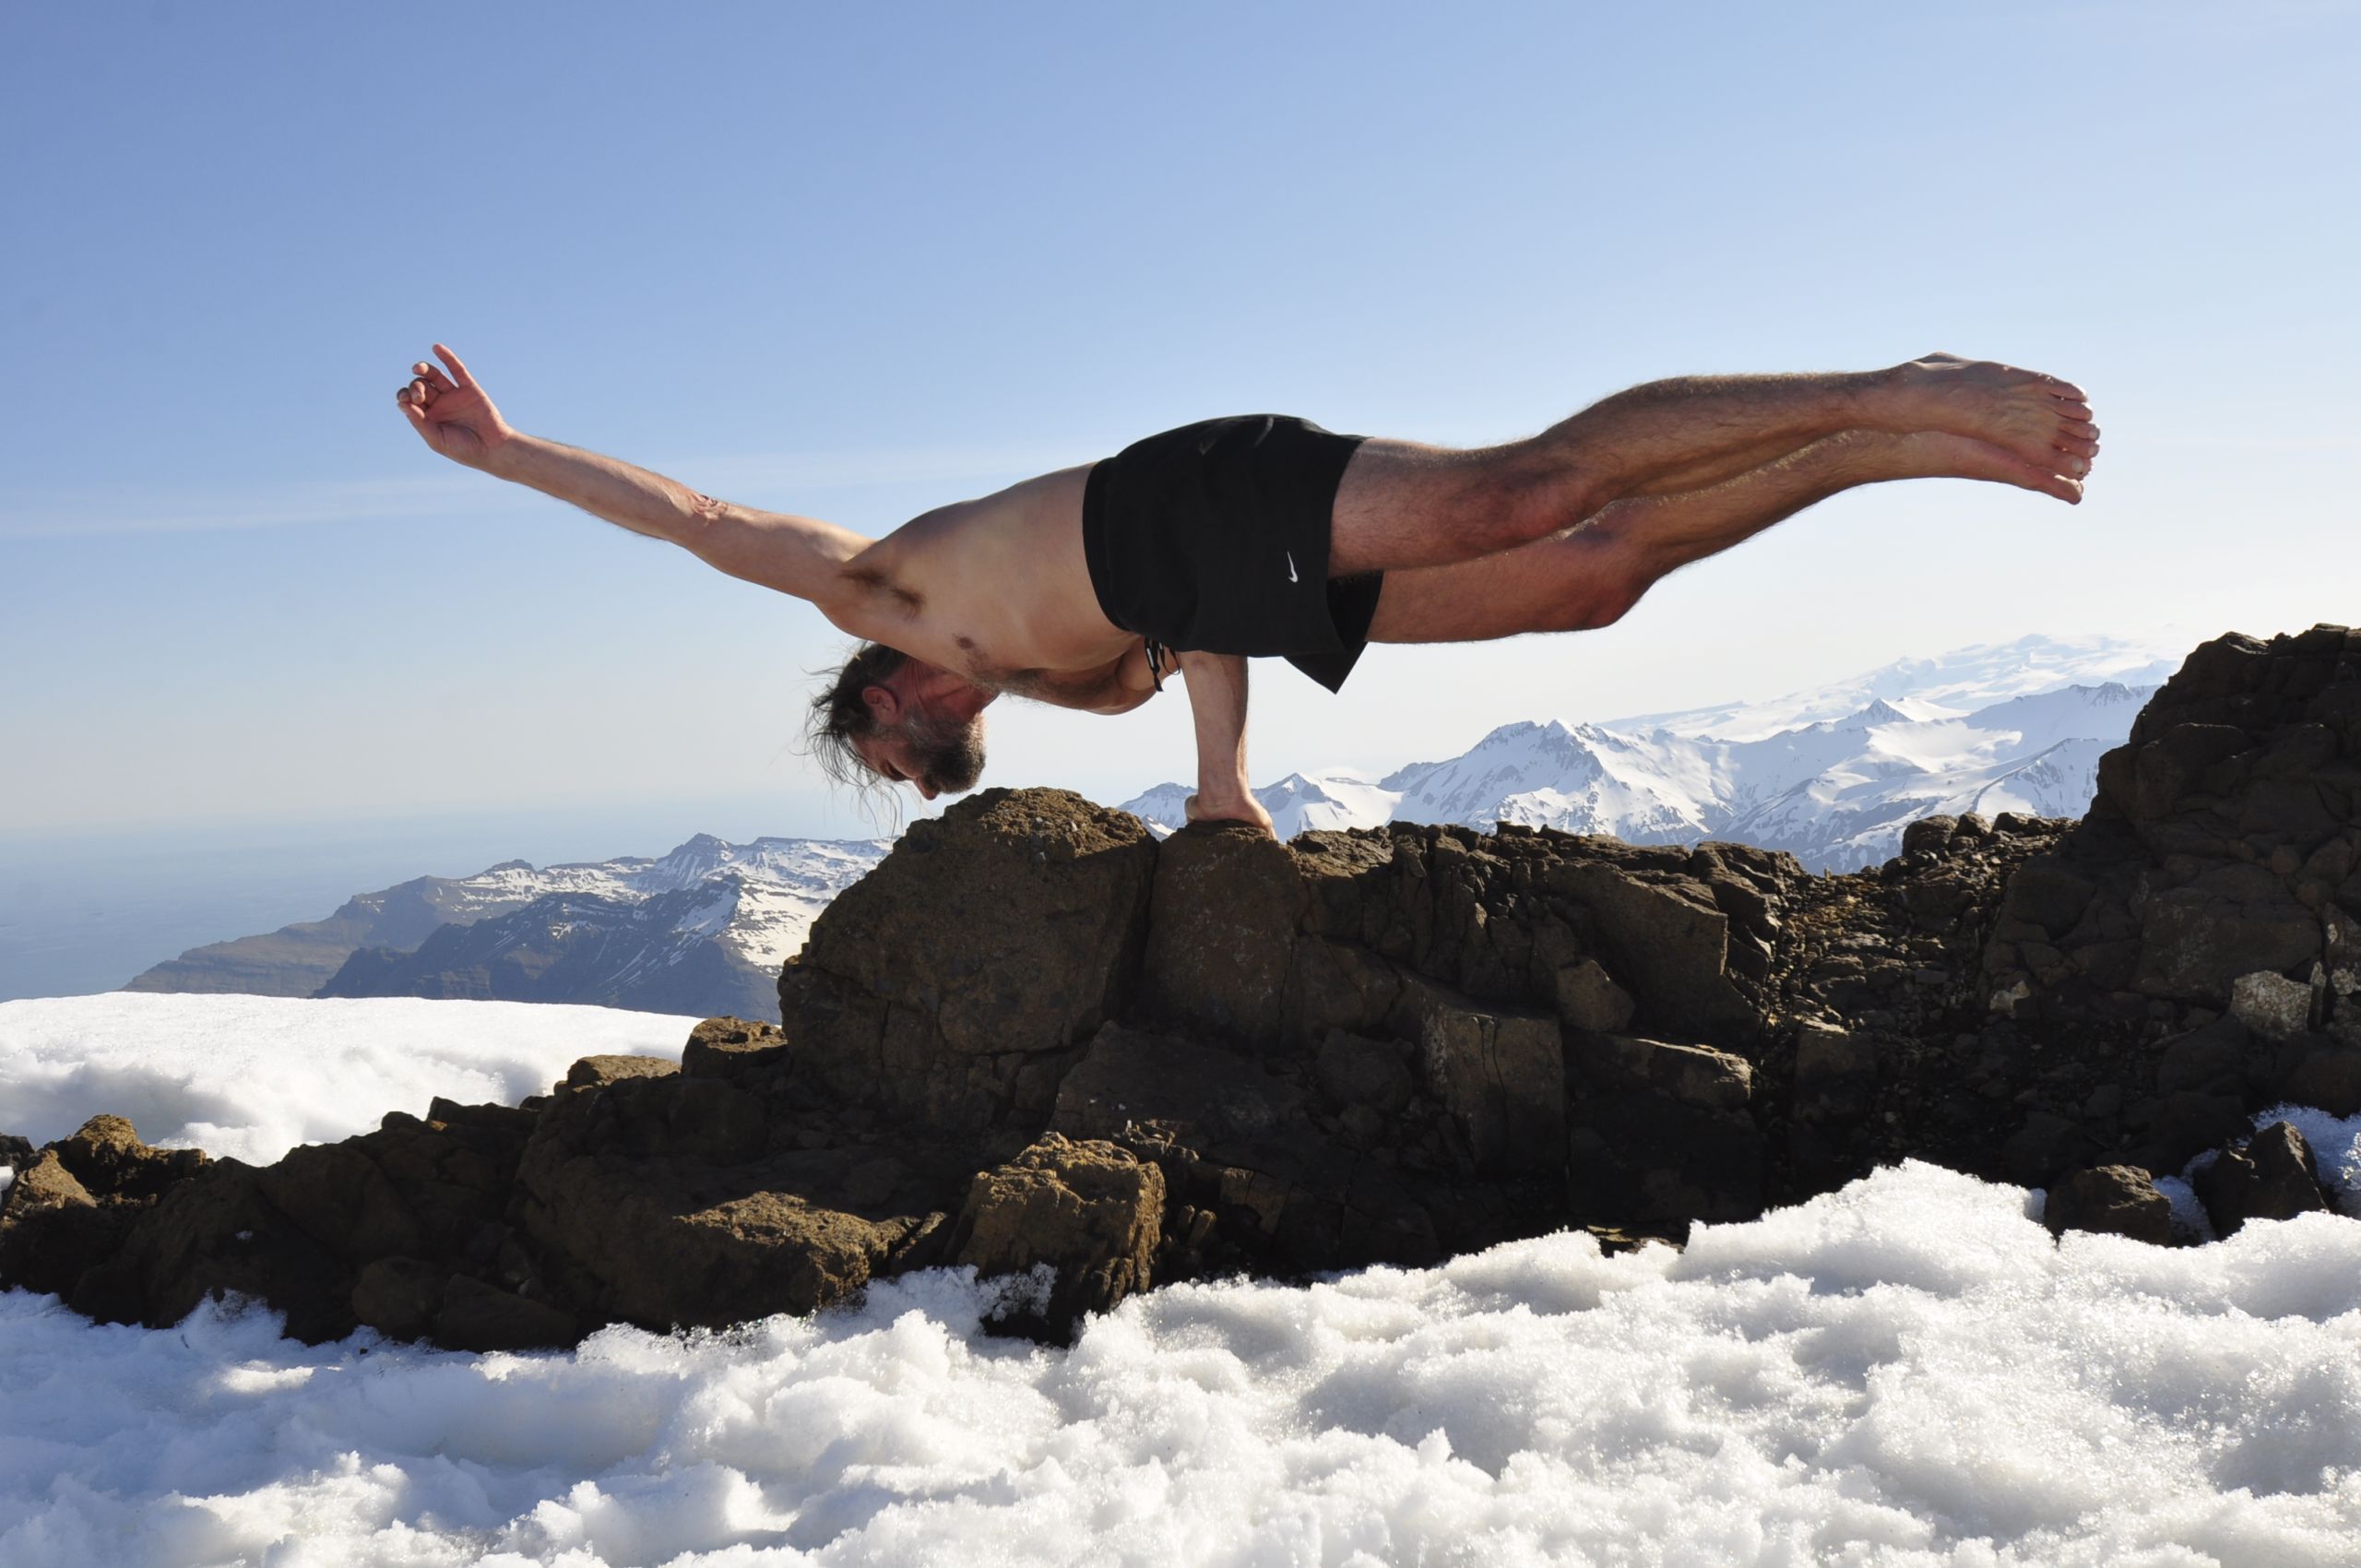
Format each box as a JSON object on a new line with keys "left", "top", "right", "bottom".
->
{"left": 3, "top": 0, "right": 2356, "bottom": 852}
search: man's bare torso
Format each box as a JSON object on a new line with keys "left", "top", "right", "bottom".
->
{"left": 825, "top": 464, "right": 1159, "bottom": 711}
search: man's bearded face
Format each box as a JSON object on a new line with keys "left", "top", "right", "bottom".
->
{"left": 902, "top": 710, "right": 986, "bottom": 795}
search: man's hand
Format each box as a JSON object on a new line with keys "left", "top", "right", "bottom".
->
{"left": 396, "top": 344, "right": 515, "bottom": 469}
{"left": 1185, "top": 790, "right": 1276, "bottom": 837}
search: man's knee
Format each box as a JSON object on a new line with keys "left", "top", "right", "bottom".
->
{"left": 1543, "top": 534, "right": 1653, "bottom": 632}
{"left": 1477, "top": 454, "right": 1604, "bottom": 554}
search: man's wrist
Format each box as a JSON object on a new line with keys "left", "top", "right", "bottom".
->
{"left": 476, "top": 428, "right": 533, "bottom": 480}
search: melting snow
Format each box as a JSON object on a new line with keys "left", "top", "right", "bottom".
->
{"left": 4, "top": 995, "right": 2361, "bottom": 1563}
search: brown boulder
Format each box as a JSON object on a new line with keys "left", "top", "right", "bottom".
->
{"left": 509, "top": 1078, "right": 931, "bottom": 1331}
{"left": 560, "top": 1053, "right": 679, "bottom": 1093}
{"left": 2194, "top": 1122, "right": 2332, "bottom": 1236}
{"left": 1548, "top": 862, "right": 1756, "bottom": 1042}
{"left": 680, "top": 1016, "right": 789, "bottom": 1083}
{"left": 1139, "top": 824, "right": 1307, "bottom": 1051}
{"left": 791, "top": 788, "right": 1156, "bottom": 1059}
{"left": 949, "top": 1134, "right": 1163, "bottom": 1336}
{"left": 52, "top": 1114, "right": 208, "bottom": 1200}
{"left": 2046, "top": 1165, "right": 2176, "bottom": 1245}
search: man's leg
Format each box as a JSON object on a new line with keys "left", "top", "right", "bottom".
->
{"left": 1332, "top": 354, "right": 2096, "bottom": 576}
{"left": 1364, "top": 428, "right": 2074, "bottom": 645}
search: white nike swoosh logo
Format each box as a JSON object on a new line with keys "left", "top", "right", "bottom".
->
{"left": 1286, "top": 552, "right": 1299, "bottom": 583}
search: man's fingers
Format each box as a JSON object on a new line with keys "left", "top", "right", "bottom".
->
{"left": 432, "top": 343, "right": 476, "bottom": 387}
{"left": 412, "top": 361, "right": 456, "bottom": 393}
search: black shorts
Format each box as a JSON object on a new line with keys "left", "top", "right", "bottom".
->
{"left": 1081, "top": 414, "right": 1382, "bottom": 694}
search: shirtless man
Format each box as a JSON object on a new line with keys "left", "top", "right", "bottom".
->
{"left": 397, "top": 346, "right": 2096, "bottom": 835}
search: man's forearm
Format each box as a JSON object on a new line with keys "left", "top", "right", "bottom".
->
{"left": 1177, "top": 652, "right": 1264, "bottom": 824}
{"left": 470, "top": 433, "right": 869, "bottom": 606}
{"left": 482, "top": 434, "right": 728, "bottom": 550}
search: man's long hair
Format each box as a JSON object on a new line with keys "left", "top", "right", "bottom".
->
{"left": 803, "top": 641, "right": 908, "bottom": 797}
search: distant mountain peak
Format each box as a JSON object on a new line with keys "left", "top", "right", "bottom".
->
{"left": 1121, "top": 633, "right": 2171, "bottom": 872}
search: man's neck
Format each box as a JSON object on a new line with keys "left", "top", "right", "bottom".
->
{"left": 898, "top": 662, "right": 997, "bottom": 720}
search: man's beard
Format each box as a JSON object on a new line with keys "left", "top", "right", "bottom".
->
{"left": 907, "top": 712, "right": 986, "bottom": 795}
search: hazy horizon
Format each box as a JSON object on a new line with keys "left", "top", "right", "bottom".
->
{"left": 1, "top": 623, "right": 2199, "bottom": 1001}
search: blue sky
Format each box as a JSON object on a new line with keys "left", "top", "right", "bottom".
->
{"left": 3, "top": 0, "right": 2356, "bottom": 853}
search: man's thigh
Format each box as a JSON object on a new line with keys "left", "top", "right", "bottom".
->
{"left": 1329, "top": 437, "right": 1550, "bottom": 577}
{"left": 1366, "top": 528, "right": 1633, "bottom": 644}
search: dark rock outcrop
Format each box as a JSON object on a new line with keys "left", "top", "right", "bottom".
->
{"left": 2045, "top": 1164, "right": 2177, "bottom": 1245}
{"left": 10, "top": 628, "right": 2361, "bottom": 1346}
{"left": 2192, "top": 1121, "right": 2333, "bottom": 1236}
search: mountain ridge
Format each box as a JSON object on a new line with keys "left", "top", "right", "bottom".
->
{"left": 124, "top": 836, "right": 889, "bottom": 1014}
{"left": 1121, "top": 636, "right": 2180, "bottom": 870}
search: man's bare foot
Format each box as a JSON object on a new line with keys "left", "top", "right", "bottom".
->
{"left": 1882, "top": 352, "right": 2099, "bottom": 483}
{"left": 1838, "top": 427, "right": 2087, "bottom": 504}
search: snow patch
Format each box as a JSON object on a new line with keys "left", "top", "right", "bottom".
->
{"left": 6, "top": 998, "right": 2361, "bottom": 1563}
{"left": 0, "top": 992, "right": 700, "bottom": 1162}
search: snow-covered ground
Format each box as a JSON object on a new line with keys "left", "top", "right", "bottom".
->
{"left": 6, "top": 996, "right": 2361, "bottom": 1565}
{"left": 0, "top": 993, "right": 700, "bottom": 1164}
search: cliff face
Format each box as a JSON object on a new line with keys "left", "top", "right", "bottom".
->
{"left": 7, "top": 627, "right": 2358, "bottom": 1348}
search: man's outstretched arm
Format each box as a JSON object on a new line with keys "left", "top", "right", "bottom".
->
{"left": 1176, "top": 652, "right": 1276, "bottom": 836}
{"left": 397, "top": 345, "right": 872, "bottom": 610}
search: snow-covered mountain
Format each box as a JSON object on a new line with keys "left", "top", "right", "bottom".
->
{"left": 126, "top": 834, "right": 889, "bottom": 1016}
{"left": 1118, "top": 771, "right": 1404, "bottom": 841}
{"left": 1118, "top": 635, "right": 2179, "bottom": 872}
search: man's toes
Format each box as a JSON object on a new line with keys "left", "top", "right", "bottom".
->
{"left": 2041, "top": 374, "right": 2088, "bottom": 400}
{"left": 2060, "top": 418, "right": 2099, "bottom": 441}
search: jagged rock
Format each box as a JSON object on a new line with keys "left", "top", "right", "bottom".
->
{"left": 1315, "top": 1032, "right": 1415, "bottom": 1116}
{"left": 792, "top": 789, "right": 1154, "bottom": 1056}
{"left": 51, "top": 1115, "right": 209, "bottom": 1200}
{"left": 1575, "top": 1035, "right": 1751, "bottom": 1111}
{"left": 1140, "top": 824, "right": 1306, "bottom": 1050}
{"left": 2154, "top": 1016, "right": 2248, "bottom": 1097}
{"left": 1791, "top": 1020, "right": 1877, "bottom": 1122}
{"left": 509, "top": 1071, "right": 925, "bottom": 1331}
{"left": 949, "top": 1134, "right": 1162, "bottom": 1336}
{"left": 1552, "top": 958, "right": 1636, "bottom": 1033}
{"left": 1283, "top": 935, "right": 1404, "bottom": 1045}
{"left": 561, "top": 1054, "right": 679, "bottom": 1093}
{"left": 2046, "top": 1165, "right": 2176, "bottom": 1245}
{"left": 2194, "top": 1122, "right": 2332, "bottom": 1236}
{"left": 16, "top": 629, "right": 2361, "bottom": 1351}
{"left": 0, "top": 1150, "right": 104, "bottom": 1294}
{"left": 780, "top": 789, "right": 1157, "bottom": 1125}
{"left": 261, "top": 1143, "right": 429, "bottom": 1265}
{"left": 1409, "top": 981, "right": 1565, "bottom": 1173}
{"left": 2230, "top": 970, "right": 2316, "bottom": 1039}
{"left": 1549, "top": 862, "right": 1754, "bottom": 1043}
{"left": 1050, "top": 1025, "right": 1437, "bottom": 1270}
{"left": 1902, "top": 816, "right": 1959, "bottom": 858}
{"left": 2280, "top": 1044, "right": 2361, "bottom": 1117}
{"left": 681, "top": 1016, "right": 789, "bottom": 1082}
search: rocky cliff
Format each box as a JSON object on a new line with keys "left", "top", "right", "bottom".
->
{"left": 7, "top": 627, "right": 2358, "bottom": 1349}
